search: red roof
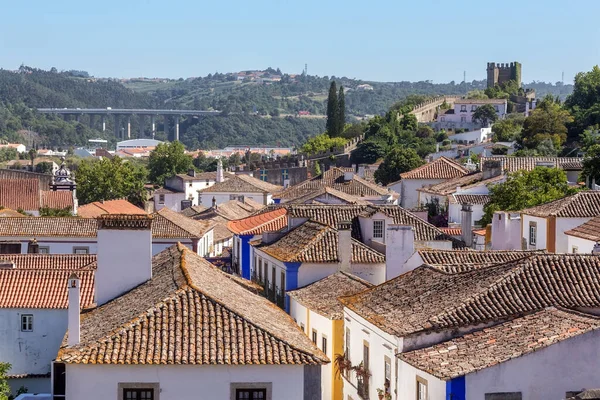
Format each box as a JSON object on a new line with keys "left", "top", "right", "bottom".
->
{"left": 78, "top": 199, "right": 146, "bottom": 218}
{"left": 228, "top": 208, "right": 288, "bottom": 235}
{"left": 41, "top": 191, "right": 74, "bottom": 210}
{"left": 0, "top": 179, "right": 40, "bottom": 211}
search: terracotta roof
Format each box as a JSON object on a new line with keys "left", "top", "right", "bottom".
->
{"left": 0, "top": 254, "right": 96, "bottom": 309}
{"left": 399, "top": 157, "right": 469, "bottom": 180}
{"left": 0, "top": 208, "right": 25, "bottom": 217}
{"left": 0, "top": 179, "right": 40, "bottom": 211}
{"left": 418, "top": 173, "right": 504, "bottom": 197}
{"left": 288, "top": 186, "right": 371, "bottom": 205}
{"left": 227, "top": 208, "right": 288, "bottom": 235}
{"left": 78, "top": 199, "right": 146, "bottom": 218}
{"left": 40, "top": 191, "right": 74, "bottom": 210}
{"left": 480, "top": 156, "right": 583, "bottom": 172}
{"left": 522, "top": 191, "right": 600, "bottom": 218}
{"left": 418, "top": 249, "right": 546, "bottom": 273}
{"left": 451, "top": 194, "right": 491, "bottom": 205}
{"left": 155, "top": 208, "right": 214, "bottom": 238}
{"left": 56, "top": 244, "right": 327, "bottom": 365}
{"left": 438, "top": 227, "right": 461, "bottom": 236}
{"left": 213, "top": 221, "right": 234, "bottom": 242}
{"left": 180, "top": 205, "right": 208, "bottom": 217}
{"left": 198, "top": 174, "right": 282, "bottom": 194}
{"left": 565, "top": 216, "right": 600, "bottom": 242}
{"left": 184, "top": 199, "right": 264, "bottom": 221}
{"left": 274, "top": 167, "right": 389, "bottom": 200}
{"left": 341, "top": 254, "right": 600, "bottom": 337}
{"left": 287, "top": 272, "right": 372, "bottom": 319}
{"left": 255, "top": 221, "right": 385, "bottom": 264}
{"left": 0, "top": 168, "right": 53, "bottom": 188}
{"left": 400, "top": 307, "right": 600, "bottom": 380}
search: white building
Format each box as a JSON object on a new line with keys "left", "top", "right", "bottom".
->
{"left": 340, "top": 252, "right": 600, "bottom": 400}
{"left": 198, "top": 173, "right": 282, "bottom": 208}
{"left": 288, "top": 272, "right": 372, "bottom": 400}
{"left": 0, "top": 143, "right": 26, "bottom": 153}
{"left": 479, "top": 156, "right": 583, "bottom": 185}
{"left": 53, "top": 222, "right": 327, "bottom": 400}
{"left": 387, "top": 157, "right": 470, "bottom": 210}
{"left": 435, "top": 99, "right": 508, "bottom": 131}
{"left": 0, "top": 253, "right": 95, "bottom": 396}
{"left": 565, "top": 216, "right": 600, "bottom": 254}
{"left": 116, "top": 138, "right": 163, "bottom": 151}
{"left": 448, "top": 127, "right": 492, "bottom": 145}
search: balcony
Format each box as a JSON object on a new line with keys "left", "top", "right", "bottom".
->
{"left": 357, "top": 375, "right": 369, "bottom": 399}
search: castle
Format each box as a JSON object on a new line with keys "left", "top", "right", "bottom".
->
{"left": 487, "top": 61, "right": 522, "bottom": 88}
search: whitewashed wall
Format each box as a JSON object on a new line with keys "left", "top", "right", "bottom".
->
{"left": 396, "top": 359, "right": 447, "bottom": 400}
{"left": 555, "top": 217, "right": 592, "bottom": 254}
{"left": 567, "top": 234, "right": 595, "bottom": 254}
{"left": 65, "top": 364, "right": 307, "bottom": 400}
{"left": 401, "top": 179, "right": 445, "bottom": 209}
{"left": 154, "top": 192, "right": 184, "bottom": 212}
{"left": 448, "top": 203, "right": 484, "bottom": 226}
{"left": 521, "top": 215, "right": 547, "bottom": 251}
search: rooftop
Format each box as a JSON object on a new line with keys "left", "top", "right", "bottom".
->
{"left": 398, "top": 157, "right": 470, "bottom": 180}
{"left": 522, "top": 191, "right": 600, "bottom": 218}
{"left": 183, "top": 198, "right": 264, "bottom": 221}
{"left": 156, "top": 207, "right": 214, "bottom": 238}
{"left": 56, "top": 244, "right": 327, "bottom": 366}
{"left": 400, "top": 307, "right": 600, "bottom": 380}
{"left": 287, "top": 186, "right": 372, "bottom": 205}
{"left": 255, "top": 220, "right": 385, "bottom": 264}
{"left": 565, "top": 216, "right": 600, "bottom": 242}
{"left": 287, "top": 272, "right": 372, "bottom": 319}
{"left": 417, "top": 172, "right": 503, "bottom": 196}
{"left": 198, "top": 174, "right": 282, "bottom": 194}
{"left": 450, "top": 194, "right": 491, "bottom": 205}
{"left": 341, "top": 254, "right": 600, "bottom": 337}
{"left": 77, "top": 199, "right": 146, "bottom": 218}
{"left": 417, "top": 249, "right": 546, "bottom": 273}
{"left": 480, "top": 156, "right": 583, "bottom": 172}
{"left": 227, "top": 207, "right": 288, "bottom": 235}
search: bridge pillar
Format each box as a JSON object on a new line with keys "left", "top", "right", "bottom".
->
{"left": 174, "top": 116, "right": 179, "bottom": 142}
{"left": 126, "top": 115, "right": 131, "bottom": 139}
{"left": 102, "top": 116, "right": 106, "bottom": 132}
{"left": 151, "top": 115, "right": 156, "bottom": 139}
{"left": 76, "top": 114, "right": 81, "bottom": 123}
{"left": 164, "top": 115, "right": 170, "bottom": 138}
{"left": 138, "top": 115, "right": 144, "bottom": 138}
{"left": 113, "top": 115, "right": 120, "bottom": 138}
{"left": 89, "top": 114, "right": 95, "bottom": 129}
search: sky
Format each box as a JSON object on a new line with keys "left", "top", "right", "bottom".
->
{"left": 0, "top": 0, "right": 598, "bottom": 83}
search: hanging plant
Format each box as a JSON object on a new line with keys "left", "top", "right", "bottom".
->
{"left": 352, "top": 361, "right": 371, "bottom": 379}
{"left": 333, "top": 353, "right": 352, "bottom": 379}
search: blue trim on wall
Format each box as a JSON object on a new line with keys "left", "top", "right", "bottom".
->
{"left": 239, "top": 234, "right": 253, "bottom": 280}
{"left": 273, "top": 198, "right": 281, "bottom": 204}
{"left": 283, "top": 262, "right": 301, "bottom": 312}
{"left": 446, "top": 376, "right": 465, "bottom": 400}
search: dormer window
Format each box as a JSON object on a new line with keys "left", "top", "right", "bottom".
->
{"left": 21, "top": 314, "right": 33, "bottom": 332}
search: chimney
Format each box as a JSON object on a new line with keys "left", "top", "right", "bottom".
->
{"left": 385, "top": 224, "right": 414, "bottom": 280}
{"left": 216, "top": 158, "right": 224, "bottom": 183}
{"left": 67, "top": 273, "right": 80, "bottom": 347}
{"left": 337, "top": 221, "right": 352, "bottom": 272}
{"left": 27, "top": 238, "right": 39, "bottom": 254}
{"left": 357, "top": 164, "right": 366, "bottom": 178}
{"left": 187, "top": 169, "right": 196, "bottom": 178}
{"left": 95, "top": 215, "right": 153, "bottom": 306}
{"left": 262, "top": 230, "right": 286, "bottom": 245}
{"left": 593, "top": 243, "right": 600, "bottom": 255}
{"left": 461, "top": 204, "right": 473, "bottom": 247}
{"left": 343, "top": 170, "right": 354, "bottom": 182}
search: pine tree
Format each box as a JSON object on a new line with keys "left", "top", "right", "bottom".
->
{"left": 337, "top": 85, "right": 346, "bottom": 136}
{"left": 326, "top": 81, "right": 338, "bottom": 136}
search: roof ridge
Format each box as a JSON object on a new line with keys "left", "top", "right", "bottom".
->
{"left": 289, "top": 222, "right": 332, "bottom": 261}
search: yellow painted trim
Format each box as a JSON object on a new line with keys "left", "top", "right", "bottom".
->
{"left": 331, "top": 319, "right": 344, "bottom": 400}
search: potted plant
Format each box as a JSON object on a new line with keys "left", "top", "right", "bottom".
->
{"left": 377, "top": 388, "right": 392, "bottom": 400}
{"left": 333, "top": 353, "right": 352, "bottom": 379}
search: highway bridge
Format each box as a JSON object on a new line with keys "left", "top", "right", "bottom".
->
{"left": 37, "top": 108, "right": 221, "bottom": 140}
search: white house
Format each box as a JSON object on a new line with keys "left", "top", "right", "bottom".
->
{"left": 0, "top": 143, "right": 26, "bottom": 153}
{"left": 340, "top": 252, "right": 600, "bottom": 400}
{"left": 520, "top": 191, "right": 600, "bottom": 253}
{"left": 53, "top": 220, "right": 328, "bottom": 400}
{"left": 198, "top": 173, "right": 283, "bottom": 208}
{"left": 565, "top": 216, "right": 600, "bottom": 254}
{"left": 435, "top": 99, "right": 507, "bottom": 131}
{"left": 479, "top": 156, "right": 583, "bottom": 185}
{"left": 288, "top": 272, "right": 372, "bottom": 400}
{"left": 0, "top": 253, "right": 95, "bottom": 396}
{"left": 387, "top": 157, "right": 470, "bottom": 210}
{"left": 448, "top": 127, "right": 492, "bottom": 145}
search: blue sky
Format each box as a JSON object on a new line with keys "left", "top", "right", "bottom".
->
{"left": 0, "top": 0, "right": 598, "bottom": 83}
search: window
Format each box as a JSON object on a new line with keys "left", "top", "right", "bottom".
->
{"left": 384, "top": 356, "right": 391, "bottom": 394}
{"left": 118, "top": 383, "right": 159, "bottom": 400}
{"left": 258, "top": 258, "right": 263, "bottom": 281}
{"left": 264, "top": 261, "right": 268, "bottom": 286}
{"left": 461, "top": 116, "right": 467, "bottom": 123}
{"left": 235, "top": 389, "right": 266, "bottom": 399}
{"left": 300, "top": 323, "right": 305, "bottom": 333}
{"left": 312, "top": 329, "right": 317, "bottom": 344}
{"left": 280, "top": 271, "right": 286, "bottom": 293}
{"left": 416, "top": 376, "right": 428, "bottom": 400}
{"left": 322, "top": 335, "right": 328, "bottom": 356}
{"left": 471, "top": 105, "right": 477, "bottom": 111}
{"left": 460, "top": 105, "right": 467, "bottom": 112}
{"left": 0, "top": 242, "right": 20, "bottom": 254}
{"left": 529, "top": 222, "right": 537, "bottom": 246}
{"left": 345, "top": 328, "right": 351, "bottom": 358}
{"left": 205, "top": 179, "right": 209, "bottom": 186}
{"left": 572, "top": 246, "right": 579, "bottom": 254}
{"left": 21, "top": 314, "right": 33, "bottom": 332}
{"left": 373, "top": 220, "right": 384, "bottom": 239}
{"left": 230, "top": 194, "right": 237, "bottom": 200}
{"left": 123, "top": 389, "right": 154, "bottom": 399}
{"left": 495, "top": 105, "right": 500, "bottom": 112}
{"left": 363, "top": 341, "right": 369, "bottom": 370}
{"left": 38, "top": 246, "right": 50, "bottom": 254}
{"left": 73, "top": 246, "right": 89, "bottom": 254}
{"left": 158, "top": 194, "right": 165, "bottom": 205}
{"left": 484, "top": 393, "right": 522, "bottom": 400}
{"left": 271, "top": 266, "right": 276, "bottom": 291}
{"left": 230, "top": 383, "right": 271, "bottom": 400}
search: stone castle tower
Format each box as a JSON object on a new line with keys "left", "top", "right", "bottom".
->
{"left": 487, "top": 62, "right": 522, "bottom": 88}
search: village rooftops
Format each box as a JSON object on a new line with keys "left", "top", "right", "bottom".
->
{"left": 56, "top": 244, "right": 327, "bottom": 366}
{"left": 417, "top": 249, "right": 546, "bottom": 273}
{"left": 397, "top": 157, "right": 470, "bottom": 181}
{"left": 286, "top": 186, "right": 371, "bottom": 205}
{"left": 254, "top": 220, "right": 385, "bottom": 264}
{"left": 156, "top": 207, "right": 214, "bottom": 238}
{"left": 340, "top": 254, "right": 600, "bottom": 337}
{"left": 287, "top": 272, "right": 372, "bottom": 319}
{"left": 417, "top": 172, "right": 504, "bottom": 196}
{"left": 521, "top": 191, "right": 600, "bottom": 218}
{"left": 77, "top": 199, "right": 146, "bottom": 218}
{"left": 227, "top": 207, "right": 288, "bottom": 235}
{"left": 0, "top": 254, "right": 96, "bottom": 309}
{"left": 0, "top": 179, "right": 73, "bottom": 211}
{"left": 565, "top": 216, "right": 600, "bottom": 242}
{"left": 198, "top": 174, "right": 282, "bottom": 194}
{"left": 400, "top": 307, "right": 600, "bottom": 380}
{"left": 450, "top": 194, "right": 491, "bottom": 205}
{"left": 183, "top": 198, "right": 264, "bottom": 221}
{"left": 479, "top": 156, "right": 583, "bottom": 172}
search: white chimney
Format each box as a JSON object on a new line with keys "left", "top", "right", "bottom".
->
{"left": 216, "top": 158, "right": 224, "bottom": 183}
{"left": 67, "top": 273, "right": 80, "bottom": 347}
{"left": 593, "top": 243, "right": 600, "bottom": 255}
{"left": 337, "top": 221, "right": 352, "bottom": 272}
{"left": 385, "top": 224, "right": 414, "bottom": 280}
{"left": 343, "top": 170, "right": 354, "bottom": 182}
{"left": 95, "top": 215, "right": 153, "bottom": 306}
{"left": 357, "top": 164, "right": 366, "bottom": 178}
{"left": 461, "top": 204, "right": 473, "bottom": 247}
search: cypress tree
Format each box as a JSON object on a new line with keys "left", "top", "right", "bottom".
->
{"left": 337, "top": 85, "right": 346, "bottom": 136}
{"left": 326, "top": 81, "right": 338, "bottom": 136}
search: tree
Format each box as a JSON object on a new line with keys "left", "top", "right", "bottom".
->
{"left": 326, "top": 81, "right": 339, "bottom": 137}
{"left": 565, "top": 65, "right": 600, "bottom": 139}
{"left": 301, "top": 133, "right": 346, "bottom": 154}
{"left": 0, "top": 362, "right": 10, "bottom": 400}
{"left": 75, "top": 156, "right": 147, "bottom": 206}
{"left": 472, "top": 104, "right": 498, "bottom": 127}
{"left": 480, "top": 167, "right": 578, "bottom": 225}
{"left": 39, "top": 206, "right": 73, "bottom": 216}
{"left": 337, "top": 86, "right": 345, "bottom": 137}
{"left": 520, "top": 96, "right": 573, "bottom": 150}
{"left": 374, "top": 147, "right": 423, "bottom": 185}
{"left": 492, "top": 115, "right": 525, "bottom": 142}
{"left": 148, "top": 141, "right": 194, "bottom": 185}
{"left": 400, "top": 113, "right": 418, "bottom": 132}
{"left": 582, "top": 144, "right": 600, "bottom": 186}
{"left": 416, "top": 125, "right": 434, "bottom": 139}
{"left": 351, "top": 139, "right": 388, "bottom": 164}
{"left": 28, "top": 149, "right": 36, "bottom": 168}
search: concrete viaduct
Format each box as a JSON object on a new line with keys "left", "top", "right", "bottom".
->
{"left": 37, "top": 108, "right": 221, "bottom": 141}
